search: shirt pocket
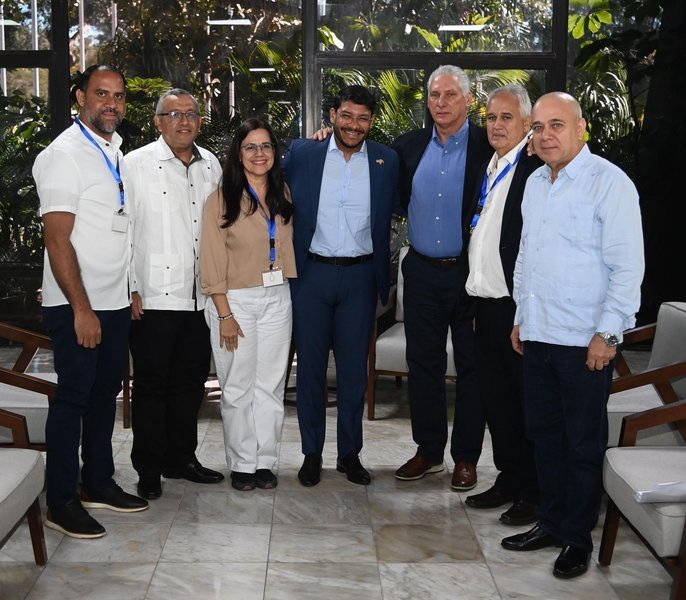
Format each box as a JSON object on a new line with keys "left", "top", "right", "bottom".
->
{"left": 149, "top": 253, "right": 184, "bottom": 294}
{"left": 559, "top": 204, "right": 595, "bottom": 245}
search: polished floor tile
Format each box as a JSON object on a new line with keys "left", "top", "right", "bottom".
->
{"left": 0, "top": 348, "right": 673, "bottom": 599}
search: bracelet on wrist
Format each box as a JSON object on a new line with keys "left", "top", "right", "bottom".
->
{"left": 217, "top": 313, "right": 234, "bottom": 321}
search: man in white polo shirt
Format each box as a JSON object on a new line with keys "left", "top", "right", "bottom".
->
{"left": 33, "top": 64, "right": 148, "bottom": 539}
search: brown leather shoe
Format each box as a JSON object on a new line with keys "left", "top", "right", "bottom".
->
{"left": 451, "top": 462, "right": 477, "bottom": 491}
{"left": 394, "top": 453, "right": 444, "bottom": 480}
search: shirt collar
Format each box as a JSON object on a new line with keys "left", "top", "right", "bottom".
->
{"left": 73, "top": 121, "right": 123, "bottom": 152}
{"left": 487, "top": 135, "right": 529, "bottom": 176}
{"left": 155, "top": 135, "right": 202, "bottom": 163}
{"left": 536, "top": 143, "right": 590, "bottom": 180}
{"left": 431, "top": 119, "right": 469, "bottom": 148}
{"left": 326, "top": 133, "right": 368, "bottom": 157}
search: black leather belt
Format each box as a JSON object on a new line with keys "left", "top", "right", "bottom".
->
{"left": 307, "top": 251, "right": 373, "bottom": 266}
{"left": 409, "top": 246, "right": 463, "bottom": 267}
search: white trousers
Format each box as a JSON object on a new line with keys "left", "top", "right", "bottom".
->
{"left": 207, "top": 283, "right": 291, "bottom": 473}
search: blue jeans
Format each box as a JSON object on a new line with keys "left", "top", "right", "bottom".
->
{"left": 43, "top": 304, "right": 131, "bottom": 507}
{"left": 522, "top": 341, "right": 613, "bottom": 552}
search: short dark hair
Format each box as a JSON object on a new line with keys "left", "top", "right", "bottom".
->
{"left": 69, "top": 64, "right": 127, "bottom": 103}
{"left": 332, "top": 85, "right": 377, "bottom": 114}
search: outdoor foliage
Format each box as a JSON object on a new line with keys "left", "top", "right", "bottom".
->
{"left": 0, "top": 91, "right": 51, "bottom": 262}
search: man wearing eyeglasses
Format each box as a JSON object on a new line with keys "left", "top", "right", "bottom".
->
{"left": 284, "top": 85, "right": 399, "bottom": 487}
{"left": 123, "top": 88, "right": 224, "bottom": 500}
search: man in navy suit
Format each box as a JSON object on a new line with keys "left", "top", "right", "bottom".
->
{"left": 283, "top": 85, "right": 399, "bottom": 486}
{"left": 393, "top": 65, "right": 492, "bottom": 490}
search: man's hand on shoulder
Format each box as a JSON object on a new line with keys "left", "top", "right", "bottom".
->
{"left": 310, "top": 127, "right": 332, "bottom": 142}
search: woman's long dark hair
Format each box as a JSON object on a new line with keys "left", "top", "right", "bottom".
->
{"left": 220, "top": 116, "right": 293, "bottom": 228}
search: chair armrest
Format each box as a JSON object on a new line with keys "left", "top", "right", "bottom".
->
{"left": 0, "top": 408, "right": 31, "bottom": 449}
{"left": 611, "top": 360, "right": 686, "bottom": 404}
{"left": 621, "top": 323, "right": 656, "bottom": 346}
{"left": 0, "top": 367, "right": 57, "bottom": 399}
{"left": 0, "top": 322, "right": 53, "bottom": 372}
{"left": 618, "top": 398, "right": 686, "bottom": 447}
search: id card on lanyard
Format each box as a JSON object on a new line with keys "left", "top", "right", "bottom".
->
{"left": 75, "top": 117, "right": 129, "bottom": 233}
{"left": 249, "top": 185, "right": 285, "bottom": 287}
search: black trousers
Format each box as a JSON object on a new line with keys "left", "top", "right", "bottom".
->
{"left": 402, "top": 250, "right": 485, "bottom": 464}
{"left": 43, "top": 305, "right": 130, "bottom": 507}
{"left": 475, "top": 297, "right": 537, "bottom": 503}
{"left": 524, "top": 341, "right": 614, "bottom": 552}
{"left": 130, "top": 309, "right": 211, "bottom": 478}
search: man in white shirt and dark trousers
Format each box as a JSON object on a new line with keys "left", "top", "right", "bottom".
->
{"left": 464, "top": 84, "right": 541, "bottom": 526}
{"left": 34, "top": 64, "right": 148, "bottom": 539}
{"left": 124, "top": 89, "right": 224, "bottom": 499}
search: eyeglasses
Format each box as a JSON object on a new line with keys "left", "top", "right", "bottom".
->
{"left": 157, "top": 111, "right": 200, "bottom": 121}
{"left": 335, "top": 111, "right": 372, "bottom": 126}
{"left": 241, "top": 142, "right": 276, "bottom": 155}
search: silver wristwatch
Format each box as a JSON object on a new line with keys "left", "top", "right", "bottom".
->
{"left": 595, "top": 332, "right": 619, "bottom": 347}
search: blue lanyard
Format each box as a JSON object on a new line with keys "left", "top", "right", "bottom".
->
{"left": 75, "top": 117, "right": 125, "bottom": 212}
{"left": 249, "top": 186, "right": 276, "bottom": 265}
{"left": 470, "top": 145, "right": 525, "bottom": 233}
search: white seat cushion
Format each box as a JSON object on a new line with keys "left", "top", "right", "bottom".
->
{"left": 375, "top": 323, "right": 457, "bottom": 377}
{"left": 607, "top": 385, "right": 682, "bottom": 447}
{"left": 604, "top": 446, "right": 686, "bottom": 557}
{"left": 0, "top": 372, "right": 56, "bottom": 445}
{"left": 0, "top": 449, "right": 45, "bottom": 542}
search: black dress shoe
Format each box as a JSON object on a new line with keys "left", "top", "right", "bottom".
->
{"left": 162, "top": 461, "right": 224, "bottom": 484}
{"left": 553, "top": 545, "right": 590, "bottom": 579}
{"left": 137, "top": 476, "right": 162, "bottom": 500}
{"left": 298, "top": 454, "right": 322, "bottom": 487}
{"left": 499, "top": 499, "right": 538, "bottom": 526}
{"left": 46, "top": 498, "right": 106, "bottom": 539}
{"left": 466, "top": 484, "right": 513, "bottom": 509}
{"left": 336, "top": 453, "right": 371, "bottom": 485}
{"left": 502, "top": 523, "right": 561, "bottom": 551}
{"left": 80, "top": 483, "right": 149, "bottom": 513}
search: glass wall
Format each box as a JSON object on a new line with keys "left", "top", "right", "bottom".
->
{"left": 317, "top": 0, "right": 553, "bottom": 53}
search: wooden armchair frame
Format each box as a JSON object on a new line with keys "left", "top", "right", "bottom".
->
{"left": 0, "top": 408, "right": 47, "bottom": 565}
{"left": 0, "top": 323, "right": 56, "bottom": 451}
{"left": 599, "top": 398, "right": 686, "bottom": 600}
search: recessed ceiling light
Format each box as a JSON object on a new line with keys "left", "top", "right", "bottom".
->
{"left": 207, "top": 19, "right": 251, "bottom": 26}
{"left": 438, "top": 24, "right": 486, "bottom": 32}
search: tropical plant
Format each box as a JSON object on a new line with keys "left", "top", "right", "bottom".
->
{"left": 0, "top": 91, "right": 51, "bottom": 262}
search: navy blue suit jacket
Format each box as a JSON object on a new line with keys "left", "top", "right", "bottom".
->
{"left": 283, "top": 138, "right": 400, "bottom": 304}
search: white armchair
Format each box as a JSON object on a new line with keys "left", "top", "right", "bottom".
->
{"left": 599, "top": 398, "right": 686, "bottom": 600}
{"left": 0, "top": 408, "right": 47, "bottom": 565}
{"left": 608, "top": 301, "right": 686, "bottom": 446}
{"left": 366, "top": 247, "right": 457, "bottom": 420}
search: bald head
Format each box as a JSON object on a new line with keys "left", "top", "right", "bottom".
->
{"left": 530, "top": 92, "right": 586, "bottom": 179}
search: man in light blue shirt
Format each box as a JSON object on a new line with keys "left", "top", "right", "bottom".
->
{"left": 502, "top": 92, "right": 644, "bottom": 580}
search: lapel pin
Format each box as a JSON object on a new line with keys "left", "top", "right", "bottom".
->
{"left": 376, "top": 159, "right": 384, "bottom": 165}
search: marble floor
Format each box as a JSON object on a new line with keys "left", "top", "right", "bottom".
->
{"left": 0, "top": 353, "right": 673, "bottom": 599}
